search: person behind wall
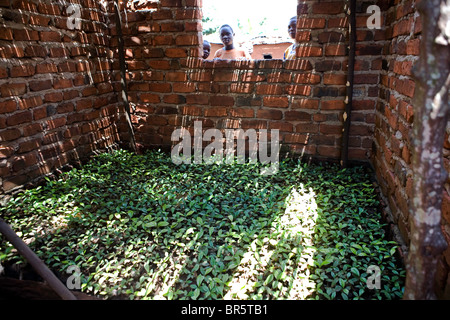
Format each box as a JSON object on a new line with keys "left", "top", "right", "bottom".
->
{"left": 213, "top": 24, "right": 252, "bottom": 60}
{"left": 203, "top": 40, "right": 211, "bottom": 59}
{"left": 283, "top": 16, "right": 298, "bottom": 60}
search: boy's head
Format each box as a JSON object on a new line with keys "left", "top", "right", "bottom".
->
{"left": 288, "top": 16, "right": 297, "bottom": 40}
{"left": 203, "top": 40, "right": 211, "bottom": 59}
{"left": 219, "top": 24, "right": 235, "bottom": 49}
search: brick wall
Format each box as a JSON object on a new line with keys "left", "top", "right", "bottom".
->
{"left": 0, "top": 0, "right": 125, "bottom": 196}
{"left": 0, "top": 0, "right": 448, "bottom": 298}
{"left": 123, "top": 0, "right": 382, "bottom": 162}
{"left": 374, "top": 0, "right": 450, "bottom": 299}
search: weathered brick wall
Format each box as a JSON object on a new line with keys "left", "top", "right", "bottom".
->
{"left": 374, "top": 0, "right": 450, "bottom": 298}
{"left": 123, "top": 0, "right": 382, "bottom": 162}
{"left": 0, "top": 0, "right": 124, "bottom": 195}
{"left": 0, "top": 0, "right": 448, "bottom": 298}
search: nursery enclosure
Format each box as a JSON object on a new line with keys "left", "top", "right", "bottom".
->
{"left": 0, "top": 0, "right": 449, "bottom": 300}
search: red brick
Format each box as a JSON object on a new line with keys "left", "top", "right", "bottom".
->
{"left": 36, "top": 63, "right": 58, "bottom": 74}
{"left": 354, "top": 74, "right": 379, "bottom": 85}
{"left": 13, "top": 29, "right": 39, "bottom": 41}
{"left": 317, "top": 146, "right": 341, "bottom": 158}
{"left": 186, "top": 94, "right": 209, "bottom": 105}
{"left": 174, "top": 8, "right": 202, "bottom": 20}
{"left": 10, "top": 64, "right": 35, "bottom": 77}
{"left": 394, "top": 60, "right": 413, "bottom": 76}
{"left": 210, "top": 96, "right": 234, "bottom": 107}
{"left": 63, "top": 90, "right": 79, "bottom": 101}
{"left": 166, "top": 71, "right": 188, "bottom": 82}
{"left": 58, "top": 61, "right": 77, "bottom": 73}
{"left": 293, "top": 73, "right": 321, "bottom": 84}
{"left": 255, "top": 84, "right": 283, "bottom": 95}
{"left": 322, "top": 100, "right": 345, "bottom": 110}
{"left": 323, "top": 73, "right": 347, "bottom": 85}
{"left": 312, "top": 2, "right": 344, "bottom": 14}
{"left": 0, "top": 27, "right": 13, "bottom": 40}
{"left": 395, "top": 78, "right": 415, "bottom": 98}
{"left": 296, "top": 46, "right": 323, "bottom": 57}
{"left": 0, "top": 99, "right": 18, "bottom": 113}
{"left": 241, "top": 120, "right": 267, "bottom": 129}
{"left": 349, "top": 125, "right": 372, "bottom": 136}
{"left": 82, "top": 86, "right": 97, "bottom": 97}
{"left": 297, "top": 18, "right": 326, "bottom": 29}
{"left": 129, "top": 82, "right": 150, "bottom": 91}
{"left": 230, "top": 83, "right": 254, "bottom": 94}
{"left": 165, "top": 48, "right": 188, "bottom": 58}
{"left": 284, "top": 133, "right": 309, "bottom": 144}
{"left": 0, "top": 67, "right": 7, "bottom": 78}
{"left": 147, "top": 115, "right": 168, "bottom": 126}
{"left": 293, "top": 99, "right": 319, "bottom": 109}
{"left": 19, "top": 96, "right": 43, "bottom": 109}
{"left": 393, "top": 17, "right": 413, "bottom": 37}
{"left": 163, "top": 94, "right": 186, "bottom": 104}
{"left": 242, "top": 72, "right": 266, "bottom": 82}
{"left": 257, "top": 109, "right": 283, "bottom": 120}
{"left": 230, "top": 108, "right": 254, "bottom": 118}
{"left": 406, "top": 38, "right": 420, "bottom": 55}
{"left": 180, "top": 105, "right": 203, "bottom": 116}
{"left": 1, "top": 44, "right": 25, "bottom": 59}
{"left": 266, "top": 72, "right": 291, "bottom": 83}
{"left": 285, "top": 85, "right": 311, "bottom": 96}
{"left": 185, "top": 21, "right": 202, "bottom": 32}
{"left": 313, "top": 114, "right": 328, "bottom": 122}
{"left": 29, "top": 14, "right": 51, "bottom": 26}
{"left": 205, "top": 107, "right": 228, "bottom": 117}
{"left": 320, "top": 124, "right": 343, "bottom": 135}
{"left": 44, "top": 92, "right": 63, "bottom": 103}
{"left": 285, "top": 111, "right": 311, "bottom": 121}
{"left": 325, "top": 44, "right": 347, "bottom": 56}
{"left": 148, "top": 58, "right": 175, "bottom": 70}
{"left": 18, "top": 139, "right": 40, "bottom": 153}
{"left": 140, "top": 94, "right": 161, "bottom": 103}
{"left": 295, "top": 123, "right": 319, "bottom": 133}
{"left": 40, "top": 31, "right": 61, "bottom": 42}
{"left": 263, "top": 97, "right": 289, "bottom": 108}
{"left": 38, "top": 2, "right": 60, "bottom": 15}
{"left": 269, "top": 122, "right": 293, "bottom": 132}
{"left": 7, "top": 110, "right": 32, "bottom": 126}
{"left": 47, "top": 117, "right": 66, "bottom": 130}
{"left": 284, "top": 59, "right": 313, "bottom": 71}
{"left": 29, "top": 79, "right": 52, "bottom": 92}
{"left": 172, "top": 82, "right": 195, "bottom": 93}
{"left": 33, "top": 107, "right": 47, "bottom": 120}
{"left": 175, "top": 34, "right": 199, "bottom": 46}
{"left": 0, "top": 146, "right": 14, "bottom": 159}
{"left": 442, "top": 191, "right": 450, "bottom": 225}
{"left": 49, "top": 47, "right": 69, "bottom": 58}
{"left": 53, "top": 78, "right": 73, "bottom": 89}
{"left": 1, "top": 83, "right": 27, "bottom": 96}
{"left": 161, "top": 0, "right": 183, "bottom": 7}
{"left": 0, "top": 128, "right": 21, "bottom": 141}
{"left": 76, "top": 99, "right": 93, "bottom": 111}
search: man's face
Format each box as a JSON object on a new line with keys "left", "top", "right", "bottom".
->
{"left": 288, "top": 18, "right": 297, "bottom": 39}
{"left": 203, "top": 43, "right": 211, "bottom": 59}
{"left": 220, "top": 26, "right": 234, "bottom": 47}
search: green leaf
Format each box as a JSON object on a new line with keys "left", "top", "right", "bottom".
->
{"left": 197, "top": 275, "right": 204, "bottom": 287}
{"left": 351, "top": 267, "right": 360, "bottom": 276}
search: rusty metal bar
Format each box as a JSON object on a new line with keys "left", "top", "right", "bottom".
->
{"left": 341, "top": 0, "right": 357, "bottom": 168}
{"left": 0, "top": 218, "right": 77, "bottom": 300}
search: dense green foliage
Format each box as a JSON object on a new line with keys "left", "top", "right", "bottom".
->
{"left": 0, "top": 150, "right": 405, "bottom": 300}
